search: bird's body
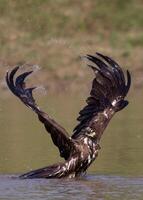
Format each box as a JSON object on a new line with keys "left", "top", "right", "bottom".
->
{"left": 21, "top": 134, "right": 99, "bottom": 179}
{"left": 6, "top": 53, "right": 131, "bottom": 179}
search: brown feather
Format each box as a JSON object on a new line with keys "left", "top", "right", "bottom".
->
{"left": 6, "top": 53, "right": 131, "bottom": 179}
{"left": 72, "top": 52, "right": 131, "bottom": 139}
{"left": 6, "top": 67, "right": 74, "bottom": 160}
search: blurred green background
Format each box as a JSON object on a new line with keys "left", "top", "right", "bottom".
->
{"left": 0, "top": 0, "right": 143, "bottom": 91}
{"left": 0, "top": 0, "right": 143, "bottom": 176}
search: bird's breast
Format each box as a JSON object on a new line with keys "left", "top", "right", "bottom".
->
{"left": 78, "top": 137, "right": 99, "bottom": 168}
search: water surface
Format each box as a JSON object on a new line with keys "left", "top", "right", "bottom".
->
{"left": 0, "top": 91, "right": 143, "bottom": 199}
{"left": 0, "top": 175, "right": 143, "bottom": 200}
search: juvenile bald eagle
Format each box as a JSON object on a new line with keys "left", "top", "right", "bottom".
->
{"left": 6, "top": 53, "right": 131, "bottom": 179}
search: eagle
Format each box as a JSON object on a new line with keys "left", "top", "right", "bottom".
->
{"left": 6, "top": 53, "right": 131, "bottom": 179}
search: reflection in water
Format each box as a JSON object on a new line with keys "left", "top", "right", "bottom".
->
{"left": 0, "top": 91, "right": 143, "bottom": 199}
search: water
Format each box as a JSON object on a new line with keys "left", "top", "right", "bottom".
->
{"left": 0, "top": 90, "right": 143, "bottom": 199}
{"left": 0, "top": 175, "right": 143, "bottom": 200}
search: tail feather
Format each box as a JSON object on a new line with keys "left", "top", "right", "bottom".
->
{"left": 20, "top": 164, "right": 62, "bottom": 179}
{"left": 20, "top": 162, "right": 72, "bottom": 179}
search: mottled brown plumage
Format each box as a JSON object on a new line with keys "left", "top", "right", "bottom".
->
{"left": 6, "top": 53, "right": 131, "bottom": 179}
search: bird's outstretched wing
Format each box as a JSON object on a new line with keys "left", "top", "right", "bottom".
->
{"left": 6, "top": 66, "right": 74, "bottom": 160}
{"left": 72, "top": 53, "right": 131, "bottom": 140}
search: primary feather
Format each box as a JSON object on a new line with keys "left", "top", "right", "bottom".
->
{"left": 72, "top": 53, "right": 131, "bottom": 140}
